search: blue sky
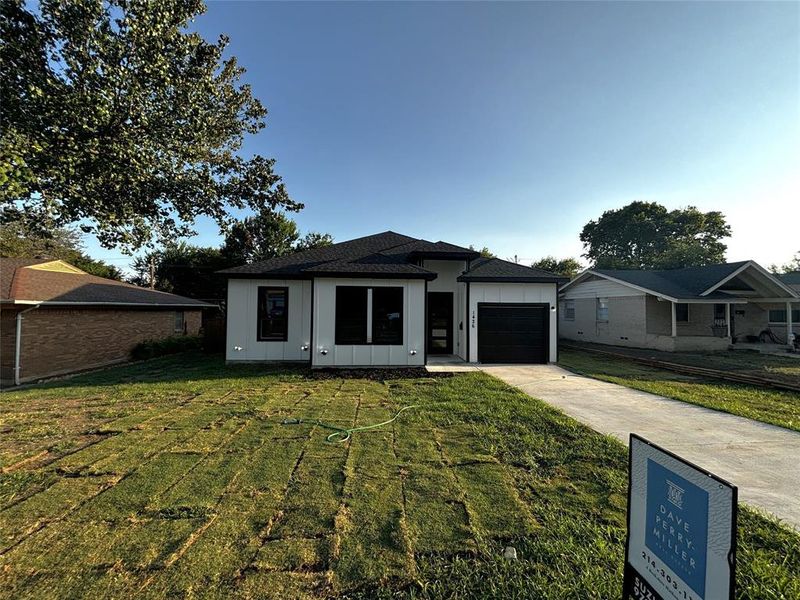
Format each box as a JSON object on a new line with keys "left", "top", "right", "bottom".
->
{"left": 88, "top": 1, "right": 799, "bottom": 272}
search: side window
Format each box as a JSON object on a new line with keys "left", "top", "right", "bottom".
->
{"left": 596, "top": 298, "right": 609, "bottom": 322}
{"left": 675, "top": 303, "right": 689, "bottom": 322}
{"left": 174, "top": 310, "right": 185, "bottom": 333}
{"left": 335, "top": 287, "right": 368, "bottom": 344}
{"left": 563, "top": 299, "right": 575, "bottom": 321}
{"left": 257, "top": 287, "right": 288, "bottom": 341}
{"left": 372, "top": 287, "right": 403, "bottom": 345}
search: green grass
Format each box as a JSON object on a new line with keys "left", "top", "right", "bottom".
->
{"left": 0, "top": 353, "right": 798, "bottom": 599}
{"left": 559, "top": 349, "right": 800, "bottom": 432}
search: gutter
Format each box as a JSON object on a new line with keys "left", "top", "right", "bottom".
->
{"left": 14, "top": 303, "right": 41, "bottom": 386}
{"left": 1, "top": 300, "right": 214, "bottom": 308}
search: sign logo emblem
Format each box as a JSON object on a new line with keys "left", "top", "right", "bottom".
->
{"left": 666, "top": 480, "right": 684, "bottom": 509}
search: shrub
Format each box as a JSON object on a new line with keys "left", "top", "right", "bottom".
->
{"left": 131, "top": 335, "right": 202, "bottom": 360}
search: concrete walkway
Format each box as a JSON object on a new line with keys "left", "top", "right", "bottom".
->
{"left": 479, "top": 364, "right": 800, "bottom": 530}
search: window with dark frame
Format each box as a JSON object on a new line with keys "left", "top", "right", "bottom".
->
{"left": 335, "top": 287, "right": 368, "bottom": 344}
{"left": 335, "top": 286, "right": 404, "bottom": 345}
{"left": 257, "top": 287, "right": 288, "bottom": 341}
{"left": 675, "top": 303, "right": 689, "bottom": 322}
{"left": 372, "top": 287, "right": 403, "bottom": 345}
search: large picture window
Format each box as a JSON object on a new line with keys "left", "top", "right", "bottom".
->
{"left": 257, "top": 287, "right": 288, "bottom": 341}
{"left": 372, "top": 287, "right": 403, "bottom": 345}
{"left": 335, "top": 286, "right": 403, "bottom": 345}
{"left": 335, "top": 287, "right": 368, "bottom": 344}
{"left": 769, "top": 308, "right": 800, "bottom": 324}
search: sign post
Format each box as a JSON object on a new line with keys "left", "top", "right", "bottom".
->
{"left": 623, "top": 434, "right": 737, "bottom": 600}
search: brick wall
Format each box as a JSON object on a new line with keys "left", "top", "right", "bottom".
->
{"left": 8, "top": 307, "right": 202, "bottom": 383}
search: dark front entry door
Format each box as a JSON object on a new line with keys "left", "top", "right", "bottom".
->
{"left": 427, "top": 292, "right": 453, "bottom": 354}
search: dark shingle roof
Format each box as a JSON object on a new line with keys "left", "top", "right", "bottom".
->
{"left": 219, "top": 231, "right": 487, "bottom": 280}
{"left": 458, "top": 257, "right": 567, "bottom": 283}
{"left": 219, "top": 230, "right": 566, "bottom": 283}
{"left": 1, "top": 258, "right": 50, "bottom": 298}
{"left": 1, "top": 258, "right": 212, "bottom": 307}
{"left": 590, "top": 261, "right": 750, "bottom": 299}
{"left": 779, "top": 271, "right": 800, "bottom": 286}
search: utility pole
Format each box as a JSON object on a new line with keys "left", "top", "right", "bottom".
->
{"left": 149, "top": 256, "right": 155, "bottom": 289}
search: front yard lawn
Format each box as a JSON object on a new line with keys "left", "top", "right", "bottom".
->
{"left": 1, "top": 353, "right": 798, "bottom": 599}
{"left": 559, "top": 348, "right": 800, "bottom": 432}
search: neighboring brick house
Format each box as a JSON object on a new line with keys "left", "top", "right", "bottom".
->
{"left": 1, "top": 258, "right": 211, "bottom": 386}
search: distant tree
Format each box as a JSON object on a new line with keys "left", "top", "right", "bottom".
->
{"left": 0, "top": 206, "right": 122, "bottom": 279}
{"left": 222, "top": 210, "right": 300, "bottom": 264}
{"left": 0, "top": 0, "right": 300, "bottom": 251}
{"left": 531, "top": 256, "right": 583, "bottom": 278}
{"left": 130, "top": 243, "right": 232, "bottom": 299}
{"left": 296, "top": 232, "right": 334, "bottom": 252}
{"left": 770, "top": 252, "right": 800, "bottom": 274}
{"left": 469, "top": 245, "right": 496, "bottom": 258}
{"left": 580, "top": 201, "right": 731, "bottom": 269}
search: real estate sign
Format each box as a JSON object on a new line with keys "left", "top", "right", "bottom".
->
{"left": 623, "top": 434, "right": 737, "bottom": 600}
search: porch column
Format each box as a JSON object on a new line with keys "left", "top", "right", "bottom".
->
{"left": 788, "top": 301, "right": 794, "bottom": 348}
{"left": 726, "top": 303, "right": 731, "bottom": 338}
{"left": 671, "top": 302, "right": 677, "bottom": 337}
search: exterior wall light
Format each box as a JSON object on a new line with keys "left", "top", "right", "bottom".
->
{"left": 233, "top": 346, "right": 244, "bottom": 352}
{"left": 409, "top": 349, "right": 417, "bottom": 356}
{"left": 301, "top": 344, "right": 309, "bottom": 351}
{"left": 319, "top": 347, "right": 329, "bottom": 355}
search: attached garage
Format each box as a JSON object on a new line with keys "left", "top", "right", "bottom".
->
{"left": 477, "top": 303, "right": 549, "bottom": 363}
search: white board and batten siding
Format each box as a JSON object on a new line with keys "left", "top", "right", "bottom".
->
{"left": 226, "top": 279, "right": 312, "bottom": 362}
{"left": 468, "top": 282, "right": 559, "bottom": 363}
{"left": 312, "top": 278, "right": 425, "bottom": 367}
{"left": 561, "top": 278, "right": 643, "bottom": 299}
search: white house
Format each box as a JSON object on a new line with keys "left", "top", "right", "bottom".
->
{"left": 220, "top": 231, "right": 566, "bottom": 367}
{"left": 559, "top": 261, "right": 799, "bottom": 352}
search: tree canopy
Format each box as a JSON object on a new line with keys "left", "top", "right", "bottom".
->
{"left": 468, "top": 245, "right": 496, "bottom": 258}
{"left": 0, "top": 207, "right": 122, "bottom": 279}
{"left": 130, "top": 243, "right": 231, "bottom": 299}
{"left": 579, "top": 201, "right": 731, "bottom": 270}
{"left": 531, "top": 256, "right": 583, "bottom": 278}
{"left": 0, "top": 0, "right": 299, "bottom": 251}
{"left": 770, "top": 252, "right": 800, "bottom": 274}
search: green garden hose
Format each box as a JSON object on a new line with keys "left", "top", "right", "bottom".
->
{"left": 281, "top": 405, "right": 417, "bottom": 443}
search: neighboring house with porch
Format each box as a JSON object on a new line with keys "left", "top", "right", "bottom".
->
{"left": 558, "top": 261, "right": 799, "bottom": 352}
{"left": 220, "top": 231, "right": 566, "bottom": 367}
{"left": 0, "top": 258, "right": 211, "bottom": 385}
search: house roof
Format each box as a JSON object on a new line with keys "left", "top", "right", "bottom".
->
{"left": 562, "top": 261, "right": 798, "bottom": 301}
{"left": 219, "top": 231, "right": 563, "bottom": 283}
{"left": 779, "top": 271, "right": 800, "bottom": 286}
{"left": 457, "top": 257, "right": 568, "bottom": 283}
{"left": 1, "top": 259, "right": 212, "bottom": 307}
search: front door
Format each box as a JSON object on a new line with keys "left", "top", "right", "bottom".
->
{"left": 427, "top": 292, "right": 453, "bottom": 354}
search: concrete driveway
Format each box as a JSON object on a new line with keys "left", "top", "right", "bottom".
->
{"left": 479, "top": 364, "right": 800, "bottom": 530}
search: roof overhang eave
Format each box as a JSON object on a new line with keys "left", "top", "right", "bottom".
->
{"left": 457, "top": 276, "right": 566, "bottom": 284}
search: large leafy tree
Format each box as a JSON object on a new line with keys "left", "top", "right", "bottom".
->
{"left": 0, "top": 0, "right": 300, "bottom": 251}
{"left": 468, "top": 245, "right": 496, "bottom": 258}
{"left": 580, "top": 201, "right": 731, "bottom": 269}
{"left": 531, "top": 256, "right": 583, "bottom": 278}
{"left": 0, "top": 207, "right": 122, "bottom": 279}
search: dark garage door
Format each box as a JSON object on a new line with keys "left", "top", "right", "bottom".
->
{"left": 478, "top": 303, "right": 549, "bottom": 364}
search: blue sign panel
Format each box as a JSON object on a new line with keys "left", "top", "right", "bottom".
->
{"left": 645, "top": 459, "right": 709, "bottom": 597}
